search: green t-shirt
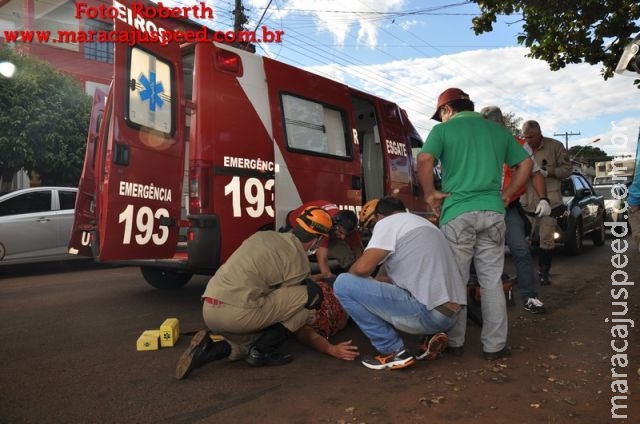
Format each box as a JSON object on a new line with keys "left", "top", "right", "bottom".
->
{"left": 421, "top": 111, "right": 529, "bottom": 226}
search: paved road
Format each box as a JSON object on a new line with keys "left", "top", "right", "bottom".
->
{"left": 0, "top": 238, "right": 637, "bottom": 423}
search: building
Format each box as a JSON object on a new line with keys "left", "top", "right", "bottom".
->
{"left": 571, "top": 160, "right": 596, "bottom": 183}
{"left": 0, "top": 0, "right": 112, "bottom": 96}
{"left": 593, "top": 157, "right": 636, "bottom": 185}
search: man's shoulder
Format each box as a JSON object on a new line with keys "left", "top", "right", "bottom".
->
{"left": 250, "top": 230, "right": 294, "bottom": 244}
{"left": 542, "top": 137, "right": 566, "bottom": 149}
{"left": 384, "top": 212, "right": 434, "bottom": 228}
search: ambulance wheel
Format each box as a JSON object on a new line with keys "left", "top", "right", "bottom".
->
{"left": 140, "top": 266, "right": 192, "bottom": 289}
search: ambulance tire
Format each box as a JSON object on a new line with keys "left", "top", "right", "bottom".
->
{"left": 140, "top": 266, "right": 192, "bottom": 290}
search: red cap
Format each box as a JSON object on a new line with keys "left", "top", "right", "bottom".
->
{"left": 431, "top": 88, "right": 470, "bottom": 121}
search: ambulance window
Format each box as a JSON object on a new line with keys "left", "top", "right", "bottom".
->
{"left": 127, "top": 47, "right": 173, "bottom": 135}
{"left": 281, "top": 94, "right": 349, "bottom": 158}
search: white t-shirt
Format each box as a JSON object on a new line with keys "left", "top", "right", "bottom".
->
{"left": 366, "top": 212, "right": 466, "bottom": 309}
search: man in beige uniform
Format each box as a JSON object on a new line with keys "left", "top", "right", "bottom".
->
{"left": 520, "top": 120, "right": 572, "bottom": 285}
{"left": 175, "top": 207, "right": 332, "bottom": 379}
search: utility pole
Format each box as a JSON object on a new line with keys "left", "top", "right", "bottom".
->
{"left": 554, "top": 131, "right": 581, "bottom": 150}
{"left": 232, "top": 0, "right": 255, "bottom": 52}
{"left": 233, "top": 0, "right": 248, "bottom": 32}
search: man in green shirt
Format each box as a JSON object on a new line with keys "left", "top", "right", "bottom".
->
{"left": 417, "top": 88, "right": 532, "bottom": 360}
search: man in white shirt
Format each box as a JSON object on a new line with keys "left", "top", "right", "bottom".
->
{"left": 333, "top": 196, "right": 466, "bottom": 370}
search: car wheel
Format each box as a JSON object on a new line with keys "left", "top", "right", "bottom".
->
{"left": 564, "top": 220, "right": 583, "bottom": 255}
{"left": 140, "top": 266, "right": 192, "bottom": 289}
{"left": 591, "top": 216, "right": 606, "bottom": 246}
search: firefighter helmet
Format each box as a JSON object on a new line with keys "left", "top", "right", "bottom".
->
{"left": 296, "top": 207, "right": 332, "bottom": 237}
{"left": 359, "top": 199, "right": 379, "bottom": 230}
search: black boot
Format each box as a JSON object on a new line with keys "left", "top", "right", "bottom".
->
{"left": 246, "top": 323, "right": 294, "bottom": 367}
{"left": 538, "top": 249, "right": 553, "bottom": 286}
{"left": 175, "top": 330, "right": 231, "bottom": 380}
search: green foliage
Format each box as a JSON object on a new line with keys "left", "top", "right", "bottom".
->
{"left": 471, "top": 0, "right": 640, "bottom": 83}
{"left": 568, "top": 144, "right": 610, "bottom": 165}
{"left": 0, "top": 46, "right": 92, "bottom": 187}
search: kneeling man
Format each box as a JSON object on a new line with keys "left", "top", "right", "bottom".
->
{"left": 334, "top": 196, "right": 465, "bottom": 370}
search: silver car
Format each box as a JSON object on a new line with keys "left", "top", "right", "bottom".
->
{"left": 593, "top": 183, "right": 630, "bottom": 226}
{"left": 0, "top": 187, "right": 78, "bottom": 265}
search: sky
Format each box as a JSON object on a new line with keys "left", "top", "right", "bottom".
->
{"left": 170, "top": 0, "right": 640, "bottom": 158}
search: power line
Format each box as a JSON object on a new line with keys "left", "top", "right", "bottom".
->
{"left": 554, "top": 131, "right": 581, "bottom": 150}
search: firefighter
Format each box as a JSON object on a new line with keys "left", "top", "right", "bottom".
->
{"left": 175, "top": 207, "right": 332, "bottom": 379}
{"left": 357, "top": 198, "right": 390, "bottom": 283}
{"left": 359, "top": 198, "right": 379, "bottom": 233}
{"left": 285, "top": 200, "right": 363, "bottom": 280}
{"left": 480, "top": 106, "right": 551, "bottom": 314}
{"left": 519, "top": 120, "right": 572, "bottom": 285}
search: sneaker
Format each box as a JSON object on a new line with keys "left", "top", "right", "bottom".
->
{"left": 175, "top": 330, "right": 212, "bottom": 380}
{"left": 523, "top": 297, "right": 547, "bottom": 314}
{"left": 416, "top": 333, "right": 448, "bottom": 361}
{"left": 361, "top": 349, "right": 415, "bottom": 370}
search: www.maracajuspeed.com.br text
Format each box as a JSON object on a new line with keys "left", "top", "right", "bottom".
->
{"left": 3, "top": 26, "right": 284, "bottom": 46}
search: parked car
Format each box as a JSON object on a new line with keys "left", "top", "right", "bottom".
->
{"left": 593, "top": 182, "right": 631, "bottom": 229}
{"left": 531, "top": 172, "right": 606, "bottom": 255}
{"left": 557, "top": 172, "right": 606, "bottom": 254}
{"left": 0, "top": 187, "right": 79, "bottom": 265}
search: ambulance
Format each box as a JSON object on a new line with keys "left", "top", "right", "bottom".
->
{"left": 68, "top": 0, "right": 431, "bottom": 289}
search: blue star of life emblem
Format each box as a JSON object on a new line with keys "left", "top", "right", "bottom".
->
{"left": 138, "top": 71, "right": 165, "bottom": 112}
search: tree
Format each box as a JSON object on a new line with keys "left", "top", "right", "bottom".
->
{"left": 568, "top": 145, "right": 610, "bottom": 166}
{"left": 0, "top": 46, "right": 92, "bottom": 191}
{"left": 471, "top": 1, "right": 640, "bottom": 84}
{"left": 503, "top": 111, "right": 523, "bottom": 137}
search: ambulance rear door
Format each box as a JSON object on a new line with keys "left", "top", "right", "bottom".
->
{"left": 377, "top": 101, "right": 428, "bottom": 215}
{"left": 68, "top": 88, "right": 106, "bottom": 257}
{"left": 92, "top": 10, "right": 185, "bottom": 260}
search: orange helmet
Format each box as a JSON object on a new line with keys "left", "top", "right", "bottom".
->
{"left": 296, "top": 207, "right": 332, "bottom": 237}
{"left": 359, "top": 199, "right": 379, "bottom": 230}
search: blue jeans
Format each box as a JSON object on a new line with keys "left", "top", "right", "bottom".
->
{"left": 441, "top": 211, "right": 507, "bottom": 353}
{"left": 333, "top": 274, "right": 457, "bottom": 355}
{"left": 505, "top": 205, "right": 537, "bottom": 301}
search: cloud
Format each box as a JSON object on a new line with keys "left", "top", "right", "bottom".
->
{"left": 595, "top": 117, "right": 639, "bottom": 157}
{"left": 250, "top": 0, "right": 407, "bottom": 48}
{"left": 305, "top": 47, "right": 640, "bottom": 156}
{"left": 176, "top": 1, "right": 639, "bottom": 157}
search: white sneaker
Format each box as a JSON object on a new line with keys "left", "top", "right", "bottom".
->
{"left": 523, "top": 297, "right": 546, "bottom": 314}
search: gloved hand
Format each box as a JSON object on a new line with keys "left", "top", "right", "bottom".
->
{"left": 535, "top": 198, "right": 551, "bottom": 217}
{"left": 538, "top": 169, "right": 549, "bottom": 178}
{"left": 302, "top": 278, "right": 323, "bottom": 310}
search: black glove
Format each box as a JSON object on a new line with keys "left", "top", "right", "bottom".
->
{"left": 302, "top": 278, "right": 323, "bottom": 310}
